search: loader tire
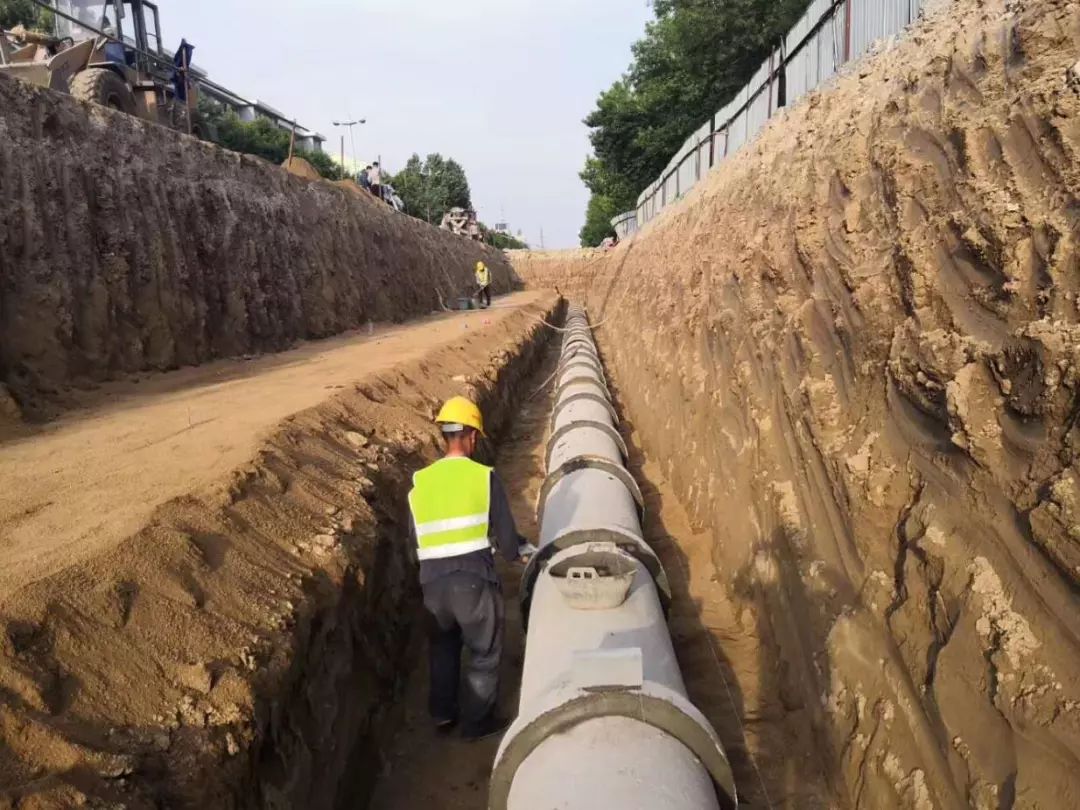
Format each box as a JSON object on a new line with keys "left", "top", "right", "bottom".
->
{"left": 70, "top": 68, "right": 136, "bottom": 115}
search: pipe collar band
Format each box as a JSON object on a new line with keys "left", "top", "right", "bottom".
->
{"left": 489, "top": 683, "right": 737, "bottom": 810}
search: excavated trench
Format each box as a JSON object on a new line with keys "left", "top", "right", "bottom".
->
{"left": 243, "top": 300, "right": 570, "bottom": 810}
{"left": 362, "top": 311, "right": 828, "bottom": 809}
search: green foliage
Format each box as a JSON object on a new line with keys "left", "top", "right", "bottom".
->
{"left": 199, "top": 103, "right": 343, "bottom": 180}
{"left": 0, "top": 0, "right": 52, "bottom": 30}
{"left": 390, "top": 153, "right": 472, "bottom": 224}
{"left": 302, "top": 149, "right": 344, "bottom": 181}
{"left": 579, "top": 0, "right": 810, "bottom": 245}
{"left": 480, "top": 225, "right": 528, "bottom": 250}
{"left": 579, "top": 192, "right": 622, "bottom": 248}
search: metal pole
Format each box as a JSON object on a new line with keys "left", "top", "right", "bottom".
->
{"left": 181, "top": 46, "right": 192, "bottom": 136}
{"left": 767, "top": 50, "right": 774, "bottom": 118}
{"left": 340, "top": 135, "right": 345, "bottom": 171}
{"left": 844, "top": 0, "right": 852, "bottom": 61}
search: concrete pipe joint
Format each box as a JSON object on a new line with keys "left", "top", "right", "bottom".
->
{"left": 490, "top": 310, "right": 737, "bottom": 810}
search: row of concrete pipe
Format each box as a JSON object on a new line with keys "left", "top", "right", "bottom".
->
{"left": 489, "top": 305, "right": 737, "bottom": 809}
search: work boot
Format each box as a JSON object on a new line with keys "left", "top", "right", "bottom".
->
{"left": 461, "top": 714, "right": 509, "bottom": 742}
{"left": 434, "top": 717, "right": 457, "bottom": 735}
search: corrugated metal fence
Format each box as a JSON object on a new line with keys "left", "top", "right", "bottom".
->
{"left": 610, "top": 0, "right": 934, "bottom": 239}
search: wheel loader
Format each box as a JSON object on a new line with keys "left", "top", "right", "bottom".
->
{"left": 0, "top": 0, "right": 206, "bottom": 137}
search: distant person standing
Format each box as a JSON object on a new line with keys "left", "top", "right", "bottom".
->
{"left": 358, "top": 165, "right": 372, "bottom": 190}
{"left": 369, "top": 162, "right": 383, "bottom": 201}
{"left": 475, "top": 261, "right": 492, "bottom": 308}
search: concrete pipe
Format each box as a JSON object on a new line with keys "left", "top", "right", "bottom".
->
{"left": 557, "top": 357, "right": 603, "bottom": 380}
{"left": 554, "top": 363, "right": 605, "bottom": 388}
{"left": 556, "top": 374, "right": 610, "bottom": 401}
{"left": 557, "top": 350, "right": 603, "bottom": 374}
{"left": 560, "top": 340, "right": 596, "bottom": 359}
{"left": 547, "top": 423, "right": 623, "bottom": 468}
{"left": 551, "top": 394, "right": 618, "bottom": 433}
{"left": 552, "top": 379, "right": 611, "bottom": 409}
{"left": 491, "top": 310, "right": 736, "bottom": 810}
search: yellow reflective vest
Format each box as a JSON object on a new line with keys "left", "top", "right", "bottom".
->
{"left": 476, "top": 265, "right": 491, "bottom": 287}
{"left": 408, "top": 457, "right": 492, "bottom": 560}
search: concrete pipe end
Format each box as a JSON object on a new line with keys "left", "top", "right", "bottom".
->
{"left": 489, "top": 681, "right": 738, "bottom": 810}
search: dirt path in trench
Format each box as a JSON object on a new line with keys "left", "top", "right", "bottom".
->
{"left": 0, "top": 291, "right": 545, "bottom": 603}
{"left": 366, "top": 342, "right": 558, "bottom": 810}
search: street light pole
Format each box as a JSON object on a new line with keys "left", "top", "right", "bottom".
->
{"left": 332, "top": 118, "right": 367, "bottom": 176}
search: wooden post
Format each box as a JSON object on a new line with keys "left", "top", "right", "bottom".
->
{"left": 181, "top": 46, "right": 193, "bottom": 136}
{"left": 287, "top": 120, "right": 296, "bottom": 169}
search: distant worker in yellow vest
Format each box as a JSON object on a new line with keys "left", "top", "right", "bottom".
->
{"left": 475, "top": 261, "right": 492, "bottom": 309}
{"left": 407, "top": 396, "right": 533, "bottom": 741}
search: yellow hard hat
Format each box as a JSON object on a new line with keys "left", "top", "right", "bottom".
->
{"left": 476, "top": 260, "right": 486, "bottom": 270}
{"left": 436, "top": 396, "right": 485, "bottom": 436}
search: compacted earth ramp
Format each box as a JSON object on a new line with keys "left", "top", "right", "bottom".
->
{"left": 512, "top": 0, "right": 1080, "bottom": 805}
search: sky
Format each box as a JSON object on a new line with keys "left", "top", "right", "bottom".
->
{"left": 158, "top": 0, "right": 655, "bottom": 249}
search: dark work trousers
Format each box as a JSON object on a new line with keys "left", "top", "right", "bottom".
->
{"left": 479, "top": 285, "right": 491, "bottom": 308}
{"left": 422, "top": 571, "right": 504, "bottom": 729}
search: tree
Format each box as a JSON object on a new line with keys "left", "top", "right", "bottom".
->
{"left": 0, "top": 0, "right": 53, "bottom": 31}
{"left": 579, "top": 0, "right": 810, "bottom": 245}
{"left": 199, "top": 103, "right": 343, "bottom": 181}
{"left": 579, "top": 193, "right": 623, "bottom": 248}
{"left": 479, "top": 224, "right": 528, "bottom": 250}
{"left": 390, "top": 153, "right": 472, "bottom": 224}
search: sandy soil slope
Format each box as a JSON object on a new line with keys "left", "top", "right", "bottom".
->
{"left": 0, "top": 291, "right": 558, "bottom": 808}
{"left": 512, "top": 0, "right": 1080, "bottom": 805}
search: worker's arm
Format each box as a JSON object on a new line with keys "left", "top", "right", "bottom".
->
{"left": 489, "top": 473, "right": 532, "bottom": 562}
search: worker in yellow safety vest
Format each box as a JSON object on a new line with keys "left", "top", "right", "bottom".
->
{"left": 407, "top": 396, "right": 534, "bottom": 741}
{"left": 475, "top": 261, "right": 492, "bottom": 309}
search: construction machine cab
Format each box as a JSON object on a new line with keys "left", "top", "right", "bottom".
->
{"left": 1, "top": 0, "right": 201, "bottom": 133}
{"left": 55, "top": 1, "right": 174, "bottom": 94}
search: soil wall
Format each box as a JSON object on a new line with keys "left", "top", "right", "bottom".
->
{"left": 0, "top": 73, "right": 515, "bottom": 417}
{"left": 513, "top": 0, "right": 1080, "bottom": 805}
{"left": 0, "top": 294, "right": 561, "bottom": 809}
